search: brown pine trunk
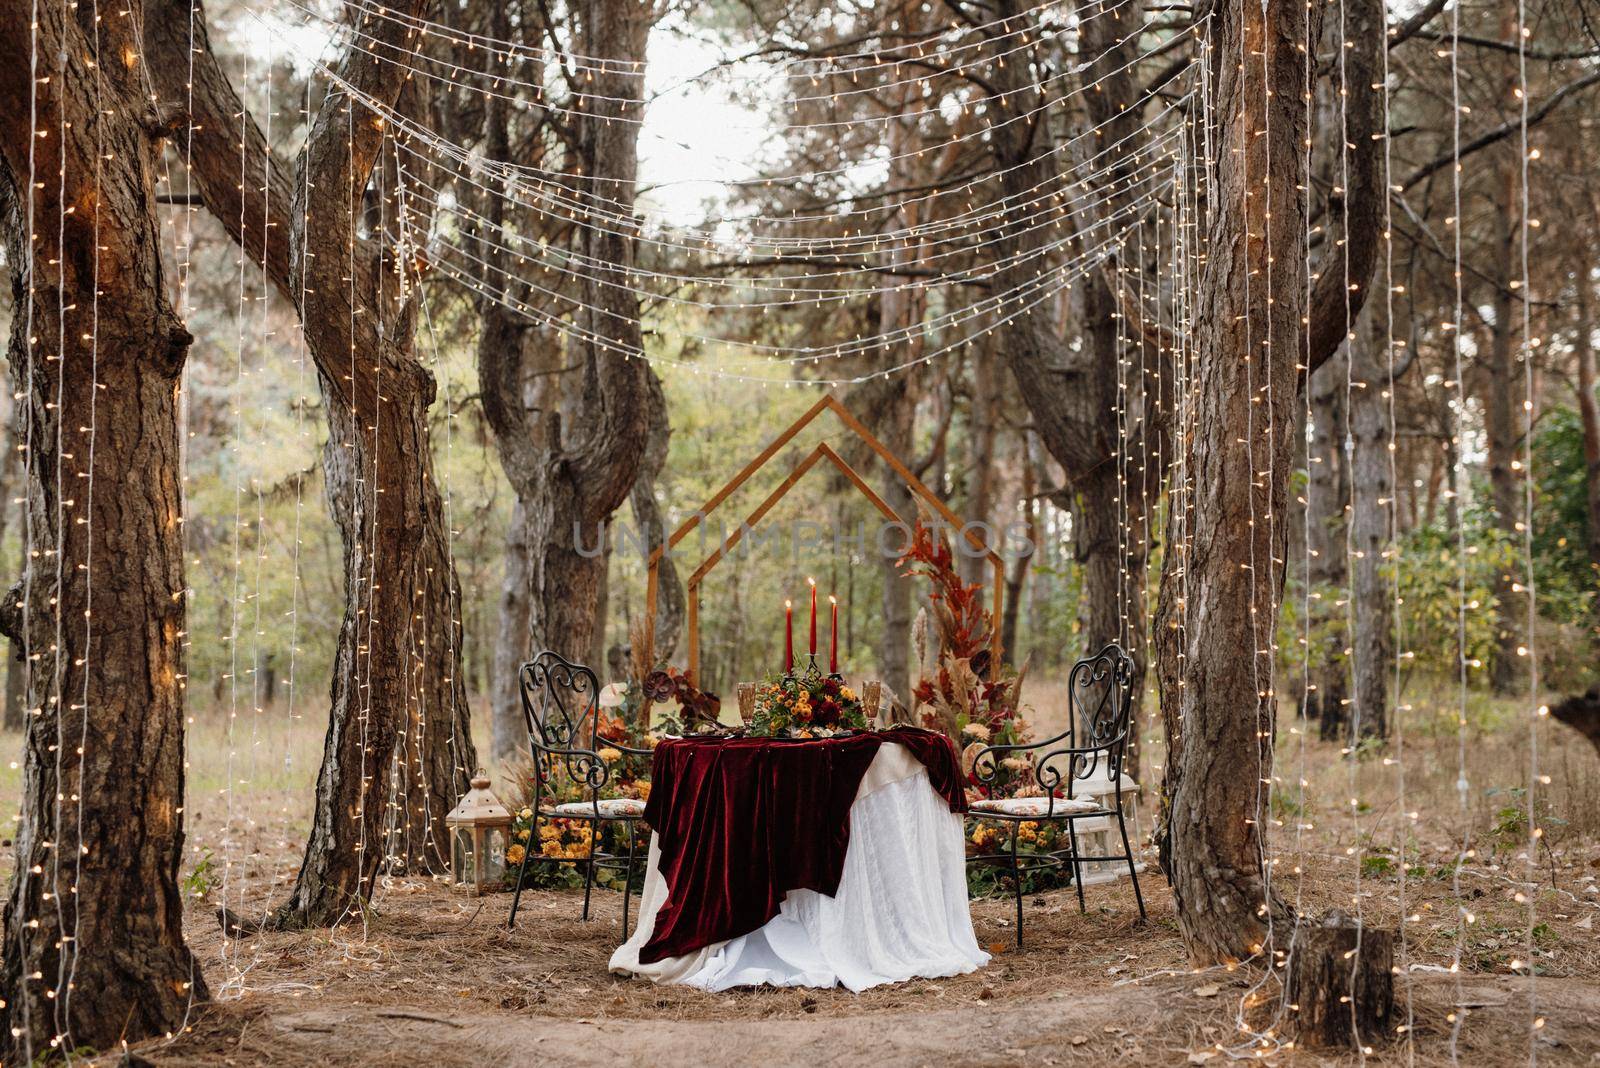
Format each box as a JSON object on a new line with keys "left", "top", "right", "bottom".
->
{"left": 142, "top": 0, "right": 477, "bottom": 908}
{"left": 0, "top": 0, "right": 208, "bottom": 1052}
{"left": 1348, "top": 309, "right": 1393, "bottom": 738}
{"left": 388, "top": 497, "right": 476, "bottom": 873}
{"left": 1155, "top": 0, "right": 1318, "bottom": 964}
{"left": 1306, "top": 348, "right": 1350, "bottom": 740}
{"left": 518, "top": 0, "right": 656, "bottom": 681}
{"left": 630, "top": 369, "right": 685, "bottom": 663}
{"left": 1000, "top": 438, "right": 1039, "bottom": 662}
{"left": 1481, "top": 213, "right": 1523, "bottom": 695}
{"left": 985, "top": 0, "right": 1158, "bottom": 767}
{"left": 1576, "top": 283, "right": 1600, "bottom": 582}
{"left": 877, "top": 380, "right": 917, "bottom": 699}
{"left": 491, "top": 496, "right": 534, "bottom": 761}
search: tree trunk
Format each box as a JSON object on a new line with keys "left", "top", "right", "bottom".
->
{"left": 986, "top": 0, "right": 1158, "bottom": 767}
{"left": 1481, "top": 213, "right": 1523, "bottom": 695}
{"left": 1154, "top": 0, "right": 1318, "bottom": 964}
{"left": 142, "top": 0, "right": 478, "bottom": 915}
{"left": 475, "top": 0, "right": 655, "bottom": 729}
{"left": 962, "top": 350, "right": 1001, "bottom": 586}
{"left": 3, "top": 534, "right": 23, "bottom": 731}
{"left": 1572, "top": 280, "right": 1600, "bottom": 593}
{"left": 387, "top": 493, "right": 476, "bottom": 873}
{"left": 1287, "top": 913, "right": 1395, "bottom": 1048}
{"left": 0, "top": 1, "right": 208, "bottom": 1052}
{"left": 878, "top": 382, "right": 916, "bottom": 698}
{"left": 491, "top": 497, "right": 533, "bottom": 761}
{"left": 1306, "top": 347, "right": 1350, "bottom": 740}
{"left": 630, "top": 368, "right": 685, "bottom": 663}
{"left": 1347, "top": 308, "right": 1393, "bottom": 738}
{"left": 1550, "top": 687, "right": 1600, "bottom": 759}
{"left": 1000, "top": 437, "right": 1039, "bottom": 662}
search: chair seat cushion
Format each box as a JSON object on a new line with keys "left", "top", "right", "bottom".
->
{"left": 969, "top": 795, "right": 1102, "bottom": 817}
{"left": 1072, "top": 773, "right": 1140, "bottom": 799}
{"left": 549, "top": 798, "right": 646, "bottom": 819}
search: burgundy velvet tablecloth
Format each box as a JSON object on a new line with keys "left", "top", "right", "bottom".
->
{"left": 638, "top": 727, "right": 967, "bottom": 964}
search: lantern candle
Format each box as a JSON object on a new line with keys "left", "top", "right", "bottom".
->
{"left": 829, "top": 595, "right": 838, "bottom": 674}
{"left": 784, "top": 599, "right": 794, "bottom": 673}
{"left": 808, "top": 577, "right": 817, "bottom": 657}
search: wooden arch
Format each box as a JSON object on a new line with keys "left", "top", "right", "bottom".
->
{"left": 643, "top": 393, "right": 1004, "bottom": 682}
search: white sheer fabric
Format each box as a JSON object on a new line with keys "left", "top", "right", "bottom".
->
{"left": 609, "top": 742, "right": 989, "bottom": 992}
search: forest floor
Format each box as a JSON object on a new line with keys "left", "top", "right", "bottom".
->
{"left": 2, "top": 681, "right": 1598, "bottom": 1066}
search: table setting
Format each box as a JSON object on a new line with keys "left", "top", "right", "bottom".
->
{"left": 607, "top": 581, "right": 991, "bottom": 991}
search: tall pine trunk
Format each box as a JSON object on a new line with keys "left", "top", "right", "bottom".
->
{"left": 1347, "top": 308, "right": 1393, "bottom": 738}
{"left": 1154, "top": 0, "right": 1315, "bottom": 963}
{"left": 985, "top": 0, "right": 1159, "bottom": 768}
{"left": 1306, "top": 348, "right": 1350, "bottom": 740}
{"left": 1575, "top": 281, "right": 1600, "bottom": 583}
{"left": 0, "top": 1, "right": 207, "bottom": 1051}
{"left": 142, "top": 0, "right": 477, "bottom": 905}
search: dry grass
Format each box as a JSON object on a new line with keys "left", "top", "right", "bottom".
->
{"left": 1, "top": 679, "right": 1597, "bottom": 1065}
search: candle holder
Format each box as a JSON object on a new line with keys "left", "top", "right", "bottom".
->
{"left": 787, "top": 655, "right": 824, "bottom": 682}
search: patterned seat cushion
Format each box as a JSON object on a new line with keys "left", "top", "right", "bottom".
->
{"left": 549, "top": 798, "right": 646, "bottom": 819}
{"left": 969, "top": 796, "right": 1102, "bottom": 817}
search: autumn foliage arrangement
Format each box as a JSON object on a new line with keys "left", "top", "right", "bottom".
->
{"left": 898, "top": 521, "right": 1034, "bottom": 796}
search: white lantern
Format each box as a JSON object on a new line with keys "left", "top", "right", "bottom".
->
{"left": 445, "top": 774, "right": 513, "bottom": 895}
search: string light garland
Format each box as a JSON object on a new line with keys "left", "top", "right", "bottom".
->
{"left": 0, "top": 1, "right": 1564, "bottom": 1061}
{"left": 1513, "top": 0, "right": 1542, "bottom": 1054}
{"left": 1447, "top": 0, "right": 1472, "bottom": 1056}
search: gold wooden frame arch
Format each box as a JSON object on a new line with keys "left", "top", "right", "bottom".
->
{"left": 643, "top": 393, "right": 1004, "bottom": 682}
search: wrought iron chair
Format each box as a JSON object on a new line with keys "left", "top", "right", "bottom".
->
{"left": 507, "top": 651, "right": 651, "bottom": 935}
{"left": 967, "top": 643, "right": 1147, "bottom": 948}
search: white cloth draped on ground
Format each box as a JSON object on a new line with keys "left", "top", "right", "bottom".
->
{"left": 609, "top": 741, "right": 989, "bottom": 992}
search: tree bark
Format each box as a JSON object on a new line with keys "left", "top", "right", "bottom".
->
{"left": 1287, "top": 914, "right": 1395, "bottom": 1048}
{"left": 142, "top": 0, "right": 478, "bottom": 909}
{"left": 630, "top": 368, "right": 684, "bottom": 663}
{"left": 1550, "top": 687, "right": 1600, "bottom": 759}
{"left": 1154, "top": 0, "right": 1318, "bottom": 964}
{"left": 1481, "top": 201, "right": 1523, "bottom": 695}
{"left": 476, "top": 0, "right": 657, "bottom": 762}
{"left": 1306, "top": 348, "right": 1350, "bottom": 741}
{"left": 1576, "top": 281, "right": 1600, "bottom": 583}
{"left": 1347, "top": 308, "right": 1393, "bottom": 738}
{"left": 984, "top": 0, "right": 1159, "bottom": 776}
{"left": 0, "top": 1, "right": 208, "bottom": 1052}
{"left": 878, "top": 379, "right": 917, "bottom": 699}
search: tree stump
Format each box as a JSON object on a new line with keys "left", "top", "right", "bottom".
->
{"left": 1287, "top": 912, "right": 1395, "bottom": 1049}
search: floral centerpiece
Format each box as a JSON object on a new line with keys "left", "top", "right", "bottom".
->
{"left": 749, "top": 670, "right": 868, "bottom": 738}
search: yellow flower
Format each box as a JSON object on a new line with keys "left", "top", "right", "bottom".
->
{"left": 506, "top": 844, "right": 526, "bottom": 865}
{"left": 541, "top": 840, "right": 563, "bottom": 858}
{"left": 516, "top": 828, "right": 530, "bottom": 842}
{"left": 961, "top": 723, "right": 991, "bottom": 741}
{"left": 519, "top": 807, "right": 533, "bottom": 820}
{"left": 598, "top": 747, "right": 622, "bottom": 764}
{"left": 841, "top": 687, "right": 856, "bottom": 701}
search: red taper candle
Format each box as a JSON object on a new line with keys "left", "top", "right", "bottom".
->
{"left": 784, "top": 599, "right": 794, "bottom": 673}
{"left": 808, "top": 578, "right": 817, "bottom": 655}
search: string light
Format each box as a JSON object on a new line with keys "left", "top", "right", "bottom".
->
{"left": 1514, "top": 1, "right": 1540, "bottom": 1058}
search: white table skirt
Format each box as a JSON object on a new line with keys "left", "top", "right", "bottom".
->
{"left": 609, "top": 742, "right": 990, "bottom": 992}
